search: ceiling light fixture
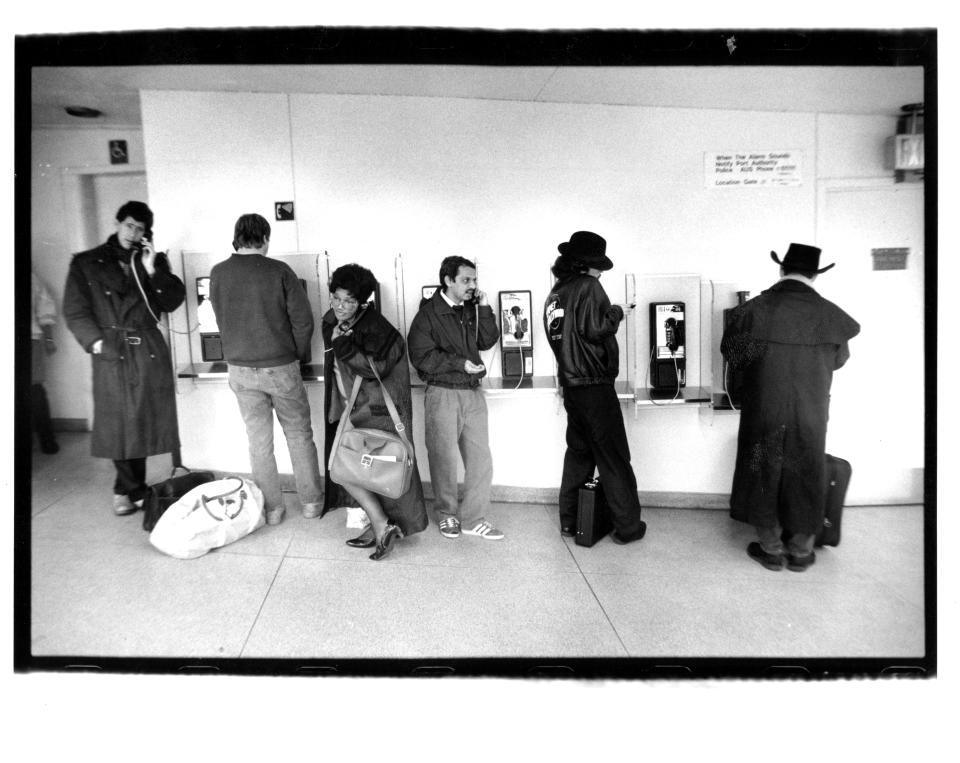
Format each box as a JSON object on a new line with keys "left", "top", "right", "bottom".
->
{"left": 64, "top": 106, "right": 103, "bottom": 118}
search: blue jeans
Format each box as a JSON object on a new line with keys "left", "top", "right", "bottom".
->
{"left": 228, "top": 360, "right": 322, "bottom": 511}
{"left": 423, "top": 386, "right": 492, "bottom": 527}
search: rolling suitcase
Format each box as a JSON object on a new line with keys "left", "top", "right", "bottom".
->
{"left": 576, "top": 477, "right": 612, "bottom": 547}
{"left": 816, "top": 454, "right": 851, "bottom": 547}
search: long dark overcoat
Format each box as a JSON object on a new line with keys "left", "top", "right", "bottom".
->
{"left": 63, "top": 234, "right": 185, "bottom": 459}
{"left": 720, "top": 279, "right": 859, "bottom": 535}
{"left": 321, "top": 306, "right": 429, "bottom": 536}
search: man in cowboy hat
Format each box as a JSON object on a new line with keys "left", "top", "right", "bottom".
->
{"left": 543, "top": 231, "right": 647, "bottom": 544}
{"left": 721, "top": 243, "right": 860, "bottom": 572}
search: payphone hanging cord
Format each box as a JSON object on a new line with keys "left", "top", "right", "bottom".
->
{"left": 472, "top": 259, "right": 504, "bottom": 382}
{"left": 709, "top": 280, "right": 741, "bottom": 412}
{"left": 722, "top": 362, "right": 739, "bottom": 411}
{"left": 131, "top": 250, "right": 197, "bottom": 474}
{"left": 645, "top": 343, "right": 682, "bottom": 405}
{"left": 131, "top": 250, "right": 198, "bottom": 337}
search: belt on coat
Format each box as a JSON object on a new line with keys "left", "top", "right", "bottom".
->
{"left": 98, "top": 324, "right": 152, "bottom": 385}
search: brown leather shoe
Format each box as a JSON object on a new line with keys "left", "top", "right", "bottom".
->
{"left": 747, "top": 541, "right": 784, "bottom": 571}
{"left": 786, "top": 551, "right": 816, "bottom": 572}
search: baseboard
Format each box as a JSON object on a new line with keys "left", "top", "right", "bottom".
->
{"left": 427, "top": 483, "right": 732, "bottom": 510}
{"left": 52, "top": 418, "right": 89, "bottom": 432}
{"left": 233, "top": 476, "right": 923, "bottom": 510}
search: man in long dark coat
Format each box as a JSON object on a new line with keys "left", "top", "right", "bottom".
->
{"left": 64, "top": 201, "right": 185, "bottom": 515}
{"left": 721, "top": 243, "right": 859, "bottom": 572}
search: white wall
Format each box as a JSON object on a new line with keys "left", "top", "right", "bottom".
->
{"left": 138, "top": 79, "right": 922, "bottom": 505}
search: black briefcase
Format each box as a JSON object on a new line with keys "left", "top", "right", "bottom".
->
{"left": 817, "top": 454, "right": 851, "bottom": 548}
{"left": 576, "top": 478, "right": 612, "bottom": 547}
{"left": 142, "top": 469, "right": 216, "bottom": 532}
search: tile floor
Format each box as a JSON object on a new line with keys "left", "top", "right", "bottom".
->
{"left": 26, "top": 433, "right": 927, "bottom": 669}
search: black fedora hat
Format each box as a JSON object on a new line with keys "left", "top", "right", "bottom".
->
{"left": 557, "top": 231, "right": 614, "bottom": 271}
{"left": 770, "top": 243, "right": 835, "bottom": 274}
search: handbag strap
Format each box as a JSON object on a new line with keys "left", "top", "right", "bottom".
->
{"left": 196, "top": 476, "right": 247, "bottom": 521}
{"left": 327, "top": 355, "right": 413, "bottom": 470}
{"left": 363, "top": 356, "right": 413, "bottom": 450}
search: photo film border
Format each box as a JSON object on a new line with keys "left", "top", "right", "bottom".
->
{"left": 22, "top": 656, "right": 933, "bottom": 680}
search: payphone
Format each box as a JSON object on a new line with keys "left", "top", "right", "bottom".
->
{"left": 649, "top": 301, "right": 686, "bottom": 390}
{"left": 196, "top": 276, "right": 222, "bottom": 361}
{"left": 499, "top": 290, "right": 533, "bottom": 378}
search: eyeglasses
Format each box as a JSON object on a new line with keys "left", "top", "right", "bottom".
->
{"left": 331, "top": 295, "right": 359, "bottom": 307}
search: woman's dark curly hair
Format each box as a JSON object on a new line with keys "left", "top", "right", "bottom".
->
{"left": 329, "top": 263, "right": 377, "bottom": 304}
{"left": 550, "top": 254, "right": 589, "bottom": 280}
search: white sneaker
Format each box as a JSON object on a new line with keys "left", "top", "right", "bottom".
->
{"left": 302, "top": 502, "right": 322, "bottom": 519}
{"left": 112, "top": 494, "right": 136, "bottom": 516}
{"left": 438, "top": 516, "right": 461, "bottom": 538}
{"left": 462, "top": 520, "right": 504, "bottom": 540}
{"left": 265, "top": 506, "right": 286, "bottom": 525}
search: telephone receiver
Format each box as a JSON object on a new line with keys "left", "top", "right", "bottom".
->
{"left": 664, "top": 316, "right": 685, "bottom": 353}
{"left": 132, "top": 233, "right": 152, "bottom": 254}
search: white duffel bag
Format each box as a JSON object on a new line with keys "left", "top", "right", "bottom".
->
{"left": 149, "top": 476, "right": 265, "bottom": 559}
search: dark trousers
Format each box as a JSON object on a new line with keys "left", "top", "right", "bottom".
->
{"left": 113, "top": 458, "right": 148, "bottom": 501}
{"left": 558, "top": 384, "right": 644, "bottom": 539}
{"left": 31, "top": 383, "right": 59, "bottom": 452}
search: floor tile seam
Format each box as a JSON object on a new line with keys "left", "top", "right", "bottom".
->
{"left": 237, "top": 550, "right": 292, "bottom": 658}
{"left": 277, "top": 552, "right": 589, "bottom": 575}
{"left": 559, "top": 536, "right": 632, "bottom": 655}
{"left": 30, "top": 537, "right": 157, "bottom": 551}
{"left": 854, "top": 568, "right": 927, "bottom": 612}
{"left": 29, "top": 495, "right": 82, "bottom": 516}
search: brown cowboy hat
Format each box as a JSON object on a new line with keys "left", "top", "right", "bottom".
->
{"left": 557, "top": 231, "right": 614, "bottom": 271}
{"left": 770, "top": 243, "right": 835, "bottom": 274}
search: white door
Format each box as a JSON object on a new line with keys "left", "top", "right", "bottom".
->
{"left": 819, "top": 180, "right": 925, "bottom": 503}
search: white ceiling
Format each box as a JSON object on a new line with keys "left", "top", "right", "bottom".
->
{"left": 31, "top": 64, "right": 925, "bottom": 129}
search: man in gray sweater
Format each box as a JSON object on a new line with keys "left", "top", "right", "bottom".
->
{"left": 210, "top": 213, "right": 322, "bottom": 524}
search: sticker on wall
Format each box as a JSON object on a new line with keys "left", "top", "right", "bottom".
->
{"left": 704, "top": 150, "right": 802, "bottom": 188}
{"left": 871, "top": 247, "right": 909, "bottom": 271}
{"left": 275, "top": 201, "right": 295, "bottom": 221}
{"left": 109, "top": 140, "right": 129, "bottom": 165}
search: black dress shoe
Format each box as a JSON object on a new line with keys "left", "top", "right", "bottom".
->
{"left": 611, "top": 521, "right": 647, "bottom": 545}
{"left": 370, "top": 523, "right": 404, "bottom": 561}
{"left": 345, "top": 527, "right": 376, "bottom": 548}
{"left": 747, "top": 541, "right": 785, "bottom": 571}
{"left": 560, "top": 524, "right": 575, "bottom": 538}
{"left": 786, "top": 551, "right": 816, "bottom": 572}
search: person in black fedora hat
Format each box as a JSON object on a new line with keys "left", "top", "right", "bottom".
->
{"left": 543, "top": 231, "right": 647, "bottom": 545}
{"left": 769, "top": 243, "right": 835, "bottom": 274}
{"left": 722, "top": 243, "right": 859, "bottom": 572}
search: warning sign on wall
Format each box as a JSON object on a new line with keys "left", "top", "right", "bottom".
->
{"left": 705, "top": 150, "right": 802, "bottom": 188}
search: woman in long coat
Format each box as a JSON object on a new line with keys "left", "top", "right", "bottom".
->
{"left": 322, "top": 263, "right": 428, "bottom": 560}
{"left": 63, "top": 201, "right": 185, "bottom": 515}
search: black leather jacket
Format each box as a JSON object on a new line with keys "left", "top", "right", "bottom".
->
{"left": 543, "top": 274, "right": 624, "bottom": 387}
